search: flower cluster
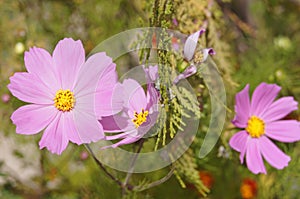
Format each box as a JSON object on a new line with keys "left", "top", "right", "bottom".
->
{"left": 7, "top": 33, "right": 300, "bottom": 177}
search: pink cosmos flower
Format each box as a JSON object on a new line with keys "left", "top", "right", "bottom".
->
{"left": 174, "top": 29, "right": 215, "bottom": 84}
{"left": 8, "top": 38, "right": 119, "bottom": 155}
{"left": 229, "top": 83, "right": 300, "bottom": 174}
{"left": 99, "top": 66, "right": 159, "bottom": 148}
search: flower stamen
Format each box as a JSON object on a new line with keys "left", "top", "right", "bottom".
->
{"left": 54, "top": 89, "right": 75, "bottom": 112}
{"left": 132, "top": 108, "right": 149, "bottom": 128}
{"left": 194, "top": 51, "right": 204, "bottom": 63}
{"left": 246, "top": 116, "right": 265, "bottom": 138}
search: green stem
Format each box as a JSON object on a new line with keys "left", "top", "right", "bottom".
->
{"left": 121, "top": 139, "right": 145, "bottom": 195}
{"left": 133, "top": 167, "right": 175, "bottom": 192}
{"left": 85, "top": 144, "right": 127, "bottom": 188}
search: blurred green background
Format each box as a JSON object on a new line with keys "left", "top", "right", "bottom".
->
{"left": 0, "top": 0, "right": 300, "bottom": 198}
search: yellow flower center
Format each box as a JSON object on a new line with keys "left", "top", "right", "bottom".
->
{"left": 132, "top": 109, "right": 149, "bottom": 128}
{"left": 54, "top": 89, "right": 75, "bottom": 112}
{"left": 194, "top": 51, "right": 204, "bottom": 63}
{"left": 246, "top": 116, "right": 265, "bottom": 138}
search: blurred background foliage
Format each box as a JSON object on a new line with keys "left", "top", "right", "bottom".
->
{"left": 0, "top": 0, "right": 300, "bottom": 198}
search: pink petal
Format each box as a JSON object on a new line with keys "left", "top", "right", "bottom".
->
{"left": 95, "top": 64, "right": 123, "bottom": 117}
{"left": 229, "top": 130, "right": 249, "bottom": 153}
{"left": 173, "top": 65, "right": 197, "bottom": 84}
{"left": 8, "top": 72, "right": 53, "bottom": 104}
{"left": 100, "top": 115, "right": 133, "bottom": 133}
{"left": 75, "top": 82, "right": 105, "bottom": 143}
{"left": 74, "top": 93, "right": 94, "bottom": 117}
{"left": 246, "top": 138, "right": 267, "bottom": 174}
{"left": 62, "top": 112, "right": 82, "bottom": 145}
{"left": 259, "top": 136, "right": 290, "bottom": 169}
{"left": 110, "top": 136, "right": 141, "bottom": 148}
{"left": 250, "top": 83, "right": 281, "bottom": 117}
{"left": 240, "top": 139, "right": 248, "bottom": 164}
{"left": 106, "top": 130, "right": 137, "bottom": 140}
{"left": 173, "top": 74, "right": 185, "bottom": 84}
{"left": 265, "top": 120, "right": 300, "bottom": 142}
{"left": 143, "top": 65, "right": 158, "bottom": 82}
{"left": 24, "top": 47, "right": 60, "bottom": 93}
{"left": 261, "top": 97, "right": 298, "bottom": 123}
{"left": 39, "top": 113, "right": 69, "bottom": 155}
{"left": 53, "top": 38, "right": 85, "bottom": 89}
{"left": 11, "top": 104, "right": 57, "bottom": 135}
{"left": 96, "top": 87, "right": 122, "bottom": 117}
{"left": 232, "top": 84, "right": 251, "bottom": 128}
{"left": 102, "top": 133, "right": 141, "bottom": 149}
{"left": 183, "top": 29, "right": 205, "bottom": 61}
{"left": 200, "top": 48, "right": 216, "bottom": 63}
{"left": 229, "top": 130, "right": 249, "bottom": 164}
{"left": 122, "top": 79, "right": 147, "bottom": 114}
{"left": 73, "top": 52, "right": 113, "bottom": 98}
{"left": 73, "top": 108, "right": 105, "bottom": 143}
{"left": 146, "top": 85, "right": 159, "bottom": 110}
{"left": 148, "top": 65, "right": 158, "bottom": 81}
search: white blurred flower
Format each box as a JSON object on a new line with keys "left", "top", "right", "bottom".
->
{"left": 217, "top": 145, "right": 229, "bottom": 158}
{"left": 14, "top": 42, "right": 25, "bottom": 54}
{"left": 274, "top": 36, "right": 292, "bottom": 51}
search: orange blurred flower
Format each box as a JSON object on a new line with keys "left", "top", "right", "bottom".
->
{"left": 199, "top": 171, "right": 214, "bottom": 189}
{"left": 46, "top": 168, "right": 58, "bottom": 181}
{"left": 240, "top": 178, "right": 257, "bottom": 199}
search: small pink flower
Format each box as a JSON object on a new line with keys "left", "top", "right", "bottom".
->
{"left": 229, "top": 83, "right": 300, "bottom": 174}
{"left": 1, "top": 94, "right": 10, "bottom": 103}
{"left": 8, "top": 38, "right": 119, "bottom": 154}
{"left": 99, "top": 66, "right": 159, "bottom": 148}
{"left": 183, "top": 29, "right": 207, "bottom": 61}
{"left": 174, "top": 29, "right": 215, "bottom": 84}
{"left": 172, "top": 18, "right": 178, "bottom": 26}
{"left": 80, "top": 151, "right": 89, "bottom": 160}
